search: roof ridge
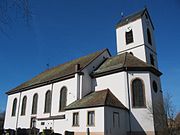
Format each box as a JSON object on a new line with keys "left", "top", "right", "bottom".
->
{"left": 104, "top": 89, "right": 110, "bottom": 105}
{"left": 122, "top": 8, "right": 146, "bottom": 20}
{"left": 116, "top": 8, "right": 146, "bottom": 26}
{"left": 122, "top": 52, "right": 128, "bottom": 67}
{"left": 80, "top": 48, "right": 109, "bottom": 71}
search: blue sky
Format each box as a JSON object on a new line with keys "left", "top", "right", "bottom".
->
{"left": 0, "top": 0, "right": 180, "bottom": 113}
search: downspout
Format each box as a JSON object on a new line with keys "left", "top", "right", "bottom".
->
{"left": 126, "top": 67, "right": 132, "bottom": 134}
{"left": 50, "top": 83, "right": 54, "bottom": 129}
{"left": 50, "top": 83, "right": 54, "bottom": 117}
{"left": 16, "top": 91, "right": 22, "bottom": 129}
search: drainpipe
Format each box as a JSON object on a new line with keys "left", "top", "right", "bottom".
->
{"left": 50, "top": 83, "right": 54, "bottom": 117}
{"left": 126, "top": 67, "right": 132, "bottom": 134}
{"left": 16, "top": 91, "right": 22, "bottom": 130}
{"left": 50, "top": 83, "right": 54, "bottom": 130}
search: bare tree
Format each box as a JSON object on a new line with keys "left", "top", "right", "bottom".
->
{"left": 175, "top": 113, "right": 180, "bottom": 135}
{"left": 0, "top": 0, "right": 32, "bottom": 35}
{"left": 148, "top": 92, "right": 176, "bottom": 135}
{"left": 0, "top": 110, "right": 5, "bottom": 130}
{"left": 164, "top": 92, "right": 176, "bottom": 135}
{"left": 147, "top": 100, "right": 168, "bottom": 135}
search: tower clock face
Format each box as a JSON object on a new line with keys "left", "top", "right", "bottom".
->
{"left": 126, "top": 26, "right": 132, "bottom": 32}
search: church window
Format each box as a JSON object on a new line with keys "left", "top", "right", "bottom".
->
{"left": 147, "top": 28, "right": 152, "bottom": 45}
{"left": 21, "top": 96, "right": 27, "bottom": 115}
{"left": 150, "top": 54, "right": 155, "bottom": 66}
{"left": 126, "top": 30, "right": 134, "bottom": 44}
{"left": 87, "top": 111, "right": 95, "bottom": 126}
{"left": 153, "top": 81, "right": 158, "bottom": 93}
{"left": 72, "top": 112, "right": 79, "bottom": 126}
{"left": 12, "top": 98, "right": 17, "bottom": 116}
{"left": 132, "top": 78, "right": 146, "bottom": 107}
{"left": 59, "top": 87, "right": 67, "bottom": 112}
{"left": 44, "top": 90, "right": 51, "bottom": 113}
{"left": 113, "top": 112, "right": 120, "bottom": 128}
{"left": 32, "top": 93, "right": 38, "bottom": 114}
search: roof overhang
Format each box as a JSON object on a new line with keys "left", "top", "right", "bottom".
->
{"left": 92, "top": 66, "right": 162, "bottom": 78}
{"left": 6, "top": 73, "right": 75, "bottom": 95}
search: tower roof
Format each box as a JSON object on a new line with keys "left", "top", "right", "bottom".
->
{"left": 116, "top": 8, "right": 154, "bottom": 29}
{"left": 93, "top": 52, "right": 162, "bottom": 77}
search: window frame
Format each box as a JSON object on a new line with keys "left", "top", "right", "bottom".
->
{"left": 150, "top": 54, "right": 155, "bottom": 66}
{"left": 44, "top": 90, "right": 52, "bottom": 113}
{"left": 21, "top": 96, "right": 27, "bottom": 116}
{"left": 131, "top": 78, "right": 146, "bottom": 108}
{"left": 87, "top": 111, "right": 95, "bottom": 127}
{"left": 147, "top": 28, "right": 152, "bottom": 45}
{"left": 11, "top": 98, "right": 17, "bottom": 117}
{"left": 32, "top": 93, "right": 38, "bottom": 115}
{"left": 125, "top": 29, "right": 134, "bottom": 44}
{"left": 72, "top": 112, "right": 79, "bottom": 127}
{"left": 59, "top": 86, "right": 67, "bottom": 112}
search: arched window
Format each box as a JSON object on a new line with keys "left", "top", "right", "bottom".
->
{"left": 12, "top": 98, "right": 17, "bottom": 116}
{"left": 132, "top": 78, "right": 146, "bottom": 107}
{"left": 153, "top": 81, "right": 158, "bottom": 93}
{"left": 147, "top": 28, "right": 152, "bottom": 45}
{"left": 44, "top": 90, "right": 51, "bottom": 113}
{"left": 150, "top": 54, "right": 155, "bottom": 66}
{"left": 126, "top": 29, "right": 134, "bottom": 44}
{"left": 32, "top": 93, "right": 38, "bottom": 114}
{"left": 21, "top": 96, "right": 27, "bottom": 115}
{"left": 59, "top": 87, "right": 67, "bottom": 112}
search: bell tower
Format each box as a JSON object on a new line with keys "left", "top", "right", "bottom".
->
{"left": 116, "top": 8, "right": 158, "bottom": 69}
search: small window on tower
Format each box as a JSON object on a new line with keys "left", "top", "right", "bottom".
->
{"left": 153, "top": 81, "right": 158, "bottom": 93}
{"left": 147, "top": 29, "right": 152, "bottom": 45}
{"left": 126, "top": 30, "right": 134, "bottom": 44}
{"left": 150, "top": 54, "right": 155, "bottom": 66}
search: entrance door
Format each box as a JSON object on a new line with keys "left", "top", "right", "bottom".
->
{"left": 30, "top": 117, "right": 37, "bottom": 128}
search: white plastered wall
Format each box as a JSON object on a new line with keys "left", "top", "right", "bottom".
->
{"left": 104, "top": 106, "right": 129, "bottom": 135}
{"left": 4, "top": 93, "right": 20, "bottom": 129}
{"left": 51, "top": 77, "right": 77, "bottom": 116}
{"left": 52, "top": 107, "right": 104, "bottom": 134}
{"left": 128, "top": 71, "right": 155, "bottom": 133}
{"left": 80, "top": 50, "right": 110, "bottom": 98}
{"left": 93, "top": 72, "right": 128, "bottom": 108}
{"left": 149, "top": 72, "right": 166, "bottom": 132}
{"left": 4, "top": 76, "right": 78, "bottom": 130}
{"left": 141, "top": 14, "right": 159, "bottom": 69}
{"left": 17, "top": 84, "right": 52, "bottom": 128}
{"left": 116, "top": 18, "right": 146, "bottom": 62}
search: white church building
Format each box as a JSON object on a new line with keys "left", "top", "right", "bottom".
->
{"left": 4, "top": 9, "right": 166, "bottom": 135}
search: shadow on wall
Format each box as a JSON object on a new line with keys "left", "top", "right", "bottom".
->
{"left": 127, "top": 112, "right": 147, "bottom": 135}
